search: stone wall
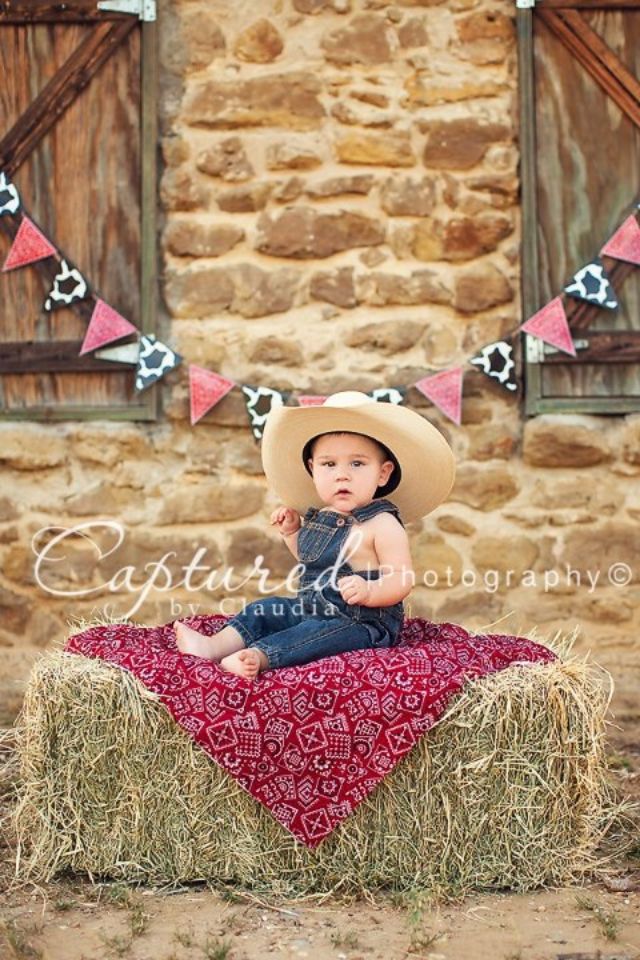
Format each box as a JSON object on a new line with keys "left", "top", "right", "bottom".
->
{"left": 0, "top": 0, "right": 638, "bottom": 723}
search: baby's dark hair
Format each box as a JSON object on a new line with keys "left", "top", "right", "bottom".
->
{"left": 302, "top": 431, "right": 401, "bottom": 498}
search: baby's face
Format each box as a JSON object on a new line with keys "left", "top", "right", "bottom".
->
{"left": 307, "top": 433, "right": 394, "bottom": 513}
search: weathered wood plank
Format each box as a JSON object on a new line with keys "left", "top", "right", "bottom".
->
{"left": 518, "top": 7, "right": 543, "bottom": 416}
{"left": 0, "top": 20, "right": 144, "bottom": 414}
{"left": 539, "top": 0, "right": 640, "bottom": 9}
{"left": 533, "top": 12, "right": 640, "bottom": 307}
{"left": 1, "top": 366, "right": 140, "bottom": 409}
{"left": 543, "top": 330, "right": 640, "bottom": 362}
{"left": 541, "top": 361, "right": 640, "bottom": 398}
{"left": 0, "top": 340, "right": 137, "bottom": 372}
{"left": 0, "top": 19, "right": 136, "bottom": 176}
{"left": 0, "top": 1, "right": 130, "bottom": 23}
{"left": 538, "top": 8, "right": 640, "bottom": 128}
{"left": 0, "top": 401, "right": 155, "bottom": 421}
{"left": 530, "top": 7, "right": 640, "bottom": 406}
{"left": 534, "top": 396, "right": 640, "bottom": 414}
{"left": 562, "top": 8, "right": 640, "bottom": 103}
{"left": 138, "top": 19, "right": 159, "bottom": 418}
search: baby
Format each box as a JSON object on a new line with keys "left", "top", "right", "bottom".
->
{"left": 175, "top": 391, "right": 455, "bottom": 680}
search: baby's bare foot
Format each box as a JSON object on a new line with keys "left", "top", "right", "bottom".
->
{"left": 175, "top": 622, "right": 218, "bottom": 660}
{"left": 220, "top": 648, "right": 265, "bottom": 680}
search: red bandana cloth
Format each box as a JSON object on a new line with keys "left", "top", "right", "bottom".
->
{"left": 65, "top": 616, "right": 556, "bottom": 848}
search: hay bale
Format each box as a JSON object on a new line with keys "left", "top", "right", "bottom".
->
{"left": 12, "top": 636, "right": 625, "bottom": 897}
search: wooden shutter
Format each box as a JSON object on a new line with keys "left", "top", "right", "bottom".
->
{"left": 0, "top": 0, "right": 158, "bottom": 420}
{"left": 519, "top": 0, "right": 640, "bottom": 414}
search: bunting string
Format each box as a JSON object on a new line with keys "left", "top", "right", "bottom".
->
{"left": 1, "top": 169, "right": 638, "bottom": 431}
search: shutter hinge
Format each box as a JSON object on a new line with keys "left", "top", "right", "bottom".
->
{"left": 543, "top": 339, "right": 589, "bottom": 356}
{"left": 525, "top": 334, "right": 545, "bottom": 363}
{"left": 97, "top": 0, "right": 156, "bottom": 21}
{"left": 525, "top": 335, "right": 588, "bottom": 363}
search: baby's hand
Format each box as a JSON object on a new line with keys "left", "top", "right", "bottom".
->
{"left": 337, "top": 575, "right": 371, "bottom": 606}
{"left": 270, "top": 506, "right": 301, "bottom": 537}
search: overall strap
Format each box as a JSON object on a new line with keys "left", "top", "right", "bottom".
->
{"left": 350, "top": 498, "right": 404, "bottom": 527}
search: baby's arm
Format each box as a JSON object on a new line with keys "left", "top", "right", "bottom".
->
{"left": 341, "top": 514, "right": 414, "bottom": 607}
{"left": 270, "top": 506, "right": 302, "bottom": 560}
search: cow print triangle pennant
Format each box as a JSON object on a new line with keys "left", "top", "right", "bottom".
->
{"left": 469, "top": 339, "right": 517, "bottom": 392}
{"left": 241, "top": 384, "right": 289, "bottom": 441}
{"left": 0, "top": 172, "right": 20, "bottom": 216}
{"left": 44, "top": 259, "right": 89, "bottom": 311}
{"left": 564, "top": 257, "right": 618, "bottom": 310}
{"left": 368, "top": 387, "right": 406, "bottom": 405}
{"left": 135, "top": 334, "right": 182, "bottom": 392}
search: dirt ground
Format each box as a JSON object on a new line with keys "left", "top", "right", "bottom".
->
{"left": 1, "top": 640, "right": 639, "bottom": 960}
{"left": 1, "top": 878, "right": 640, "bottom": 960}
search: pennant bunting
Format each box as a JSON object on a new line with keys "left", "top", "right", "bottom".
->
{"left": 600, "top": 215, "right": 640, "bottom": 266}
{"left": 189, "top": 366, "right": 236, "bottom": 425}
{"left": 135, "top": 334, "right": 182, "bottom": 392}
{"left": 368, "top": 387, "right": 406, "bottom": 405}
{"left": 2, "top": 216, "right": 56, "bottom": 271}
{"left": 80, "top": 299, "right": 138, "bottom": 355}
{"left": 469, "top": 339, "right": 517, "bottom": 392}
{"left": 519, "top": 296, "right": 576, "bottom": 357}
{"left": 242, "top": 384, "right": 288, "bottom": 440}
{"left": 94, "top": 342, "right": 140, "bottom": 364}
{"left": 13, "top": 178, "right": 640, "bottom": 427}
{"left": 564, "top": 257, "right": 618, "bottom": 310}
{"left": 44, "top": 259, "right": 88, "bottom": 310}
{"left": 0, "top": 172, "right": 20, "bottom": 216}
{"left": 414, "top": 367, "right": 464, "bottom": 426}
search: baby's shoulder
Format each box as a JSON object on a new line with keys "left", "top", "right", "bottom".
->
{"left": 361, "top": 510, "right": 404, "bottom": 533}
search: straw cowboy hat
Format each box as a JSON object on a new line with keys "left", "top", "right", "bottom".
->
{"left": 261, "top": 391, "right": 456, "bottom": 522}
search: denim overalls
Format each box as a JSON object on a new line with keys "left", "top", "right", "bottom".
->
{"left": 226, "top": 498, "right": 406, "bottom": 670}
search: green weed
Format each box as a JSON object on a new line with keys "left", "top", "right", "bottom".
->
{"left": 128, "top": 900, "right": 149, "bottom": 937}
{"left": 1, "top": 919, "right": 43, "bottom": 960}
{"left": 574, "top": 893, "right": 620, "bottom": 941}
{"left": 202, "top": 934, "right": 233, "bottom": 960}
{"left": 173, "top": 923, "right": 195, "bottom": 947}
{"left": 329, "top": 929, "right": 360, "bottom": 949}
{"left": 98, "top": 930, "right": 133, "bottom": 957}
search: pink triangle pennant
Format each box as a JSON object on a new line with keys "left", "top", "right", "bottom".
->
{"left": 297, "top": 395, "right": 327, "bottom": 406}
{"left": 189, "top": 365, "right": 236, "bottom": 425}
{"left": 80, "top": 299, "right": 139, "bottom": 355}
{"left": 414, "top": 367, "right": 464, "bottom": 425}
{"left": 2, "top": 216, "right": 57, "bottom": 271}
{"left": 519, "top": 296, "right": 576, "bottom": 357}
{"left": 600, "top": 215, "right": 640, "bottom": 266}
